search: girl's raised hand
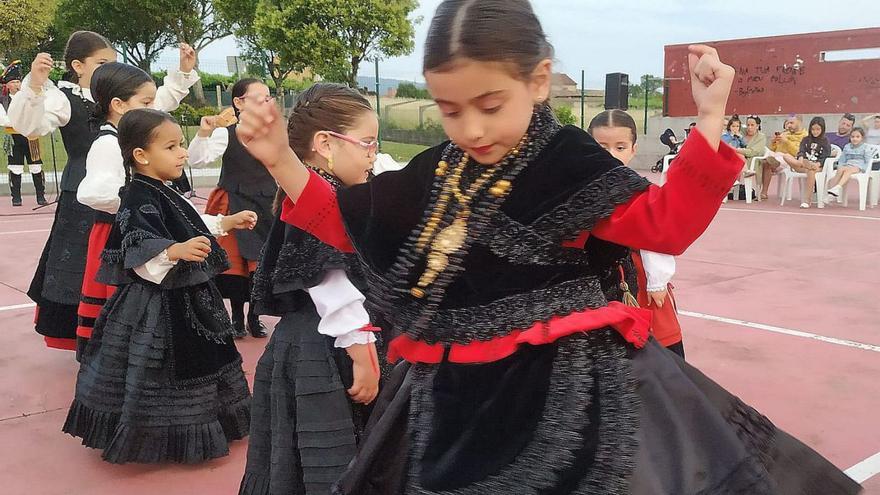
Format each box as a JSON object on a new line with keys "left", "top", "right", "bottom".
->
{"left": 237, "top": 98, "right": 291, "bottom": 169}
{"left": 29, "top": 53, "right": 54, "bottom": 91}
{"left": 688, "top": 45, "right": 735, "bottom": 150}
{"left": 179, "top": 43, "right": 197, "bottom": 73}
{"left": 198, "top": 116, "right": 219, "bottom": 137}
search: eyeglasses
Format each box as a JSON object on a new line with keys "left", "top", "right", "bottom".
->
{"left": 325, "top": 130, "right": 379, "bottom": 154}
{"left": 236, "top": 95, "right": 273, "bottom": 103}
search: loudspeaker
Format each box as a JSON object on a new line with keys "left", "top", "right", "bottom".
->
{"left": 604, "top": 73, "right": 629, "bottom": 110}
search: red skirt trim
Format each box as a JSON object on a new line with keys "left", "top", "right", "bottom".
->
{"left": 76, "top": 221, "right": 116, "bottom": 340}
{"left": 205, "top": 188, "right": 256, "bottom": 277}
{"left": 44, "top": 336, "right": 77, "bottom": 351}
{"left": 387, "top": 301, "right": 652, "bottom": 364}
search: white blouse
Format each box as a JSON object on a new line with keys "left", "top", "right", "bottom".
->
{"left": 7, "top": 69, "right": 198, "bottom": 138}
{"left": 306, "top": 269, "right": 376, "bottom": 348}
{"left": 0, "top": 102, "right": 11, "bottom": 128}
{"left": 76, "top": 124, "right": 124, "bottom": 213}
{"left": 187, "top": 127, "right": 229, "bottom": 168}
{"left": 641, "top": 250, "right": 676, "bottom": 293}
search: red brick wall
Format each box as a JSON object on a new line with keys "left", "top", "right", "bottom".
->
{"left": 664, "top": 28, "right": 880, "bottom": 117}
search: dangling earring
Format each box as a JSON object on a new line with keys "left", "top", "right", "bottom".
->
{"left": 328, "top": 155, "right": 334, "bottom": 172}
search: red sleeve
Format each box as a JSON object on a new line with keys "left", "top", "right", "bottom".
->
{"left": 280, "top": 170, "right": 355, "bottom": 253}
{"left": 592, "top": 130, "right": 742, "bottom": 255}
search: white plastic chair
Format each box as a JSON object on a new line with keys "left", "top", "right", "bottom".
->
{"left": 824, "top": 149, "right": 872, "bottom": 211}
{"left": 816, "top": 145, "right": 842, "bottom": 208}
{"left": 778, "top": 163, "right": 808, "bottom": 207}
{"left": 659, "top": 154, "right": 676, "bottom": 186}
{"left": 867, "top": 145, "right": 880, "bottom": 207}
{"left": 743, "top": 147, "right": 772, "bottom": 203}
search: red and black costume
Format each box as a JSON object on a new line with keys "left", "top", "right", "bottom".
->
{"left": 281, "top": 107, "right": 859, "bottom": 494}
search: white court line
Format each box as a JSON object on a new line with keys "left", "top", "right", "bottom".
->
{"left": 0, "top": 302, "right": 36, "bottom": 312}
{"left": 0, "top": 229, "right": 51, "bottom": 235}
{"left": 846, "top": 451, "right": 880, "bottom": 483}
{"left": 0, "top": 218, "right": 53, "bottom": 225}
{"left": 721, "top": 207, "right": 880, "bottom": 221}
{"left": 679, "top": 310, "right": 880, "bottom": 353}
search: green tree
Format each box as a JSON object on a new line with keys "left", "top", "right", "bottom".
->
{"left": 0, "top": 0, "right": 57, "bottom": 61}
{"left": 249, "top": 0, "right": 420, "bottom": 89}
{"left": 317, "top": 0, "right": 421, "bottom": 88}
{"left": 630, "top": 74, "right": 663, "bottom": 99}
{"left": 553, "top": 105, "right": 577, "bottom": 126}
{"left": 170, "top": 0, "right": 233, "bottom": 104}
{"left": 57, "top": 0, "right": 183, "bottom": 71}
{"left": 215, "top": 0, "right": 299, "bottom": 95}
{"left": 396, "top": 81, "right": 429, "bottom": 99}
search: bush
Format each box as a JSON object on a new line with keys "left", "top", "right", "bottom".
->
{"left": 397, "top": 81, "right": 430, "bottom": 99}
{"left": 171, "top": 103, "right": 221, "bottom": 126}
{"left": 554, "top": 105, "right": 577, "bottom": 126}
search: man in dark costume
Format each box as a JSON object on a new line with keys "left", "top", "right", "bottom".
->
{"left": 1, "top": 61, "right": 48, "bottom": 207}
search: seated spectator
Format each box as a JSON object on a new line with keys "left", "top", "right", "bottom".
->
{"left": 722, "top": 115, "right": 746, "bottom": 149}
{"left": 779, "top": 116, "right": 831, "bottom": 208}
{"left": 827, "top": 128, "right": 875, "bottom": 198}
{"left": 827, "top": 113, "right": 855, "bottom": 149}
{"left": 734, "top": 115, "right": 767, "bottom": 185}
{"left": 761, "top": 115, "right": 806, "bottom": 200}
{"left": 862, "top": 115, "right": 880, "bottom": 146}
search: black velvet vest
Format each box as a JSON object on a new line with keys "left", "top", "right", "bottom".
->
{"left": 58, "top": 86, "right": 97, "bottom": 192}
{"left": 219, "top": 125, "right": 277, "bottom": 196}
{"left": 337, "top": 125, "right": 650, "bottom": 346}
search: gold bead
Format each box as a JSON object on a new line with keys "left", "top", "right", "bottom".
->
{"left": 489, "top": 187, "right": 506, "bottom": 197}
{"left": 495, "top": 179, "right": 511, "bottom": 189}
{"left": 410, "top": 287, "right": 426, "bottom": 298}
{"left": 435, "top": 169, "right": 446, "bottom": 176}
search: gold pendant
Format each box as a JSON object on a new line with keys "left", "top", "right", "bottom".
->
{"left": 432, "top": 218, "right": 467, "bottom": 255}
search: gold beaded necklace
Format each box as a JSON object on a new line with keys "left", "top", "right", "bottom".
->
{"left": 410, "top": 136, "right": 526, "bottom": 298}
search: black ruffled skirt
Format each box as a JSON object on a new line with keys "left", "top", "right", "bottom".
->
{"left": 63, "top": 281, "right": 251, "bottom": 464}
{"left": 334, "top": 331, "right": 861, "bottom": 495}
{"left": 240, "top": 301, "right": 373, "bottom": 495}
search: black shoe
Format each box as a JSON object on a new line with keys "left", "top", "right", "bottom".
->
{"left": 32, "top": 172, "right": 48, "bottom": 205}
{"left": 9, "top": 172, "right": 22, "bottom": 206}
{"left": 248, "top": 317, "right": 268, "bottom": 338}
{"left": 233, "top": 317, "right": 247, "bottom": 339}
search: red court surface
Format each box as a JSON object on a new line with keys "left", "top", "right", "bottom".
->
{"left": 0, "top": 182, "right": 878, "bottom": 495}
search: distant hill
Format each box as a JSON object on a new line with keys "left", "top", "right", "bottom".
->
{"left": 356, "top": 76, "right": 426, "bottom": 94}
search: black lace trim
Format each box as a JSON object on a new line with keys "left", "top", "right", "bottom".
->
{"left": 272, "top": 235, "right": 362, "bottom": 290}
{"left": 251, "top": 171, "right": 363, "bottom": 313}
{"left": 485, "top": 213, "right": 589, "bottom": 266}
{"left": 530, "top": 166, "right": 651, "bottom": 242}
{"left": 381, "top": 276, "right": 607, "bottom": 345}
{"left": 406, "top": 330, "right": 639, "bottom": 494}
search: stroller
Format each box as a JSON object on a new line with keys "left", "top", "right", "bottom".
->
{"left": 651, "top": 128, "right": 683, "bottom": 173}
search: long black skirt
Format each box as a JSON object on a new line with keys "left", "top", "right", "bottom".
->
{"left": 62, "top": 282, "right": 251, "bottom": 464}
{"left": 240, "top": 302, "right": 373, "bottom": 495}
{"left": 28, "top": 191, "right": 93, "bottom": 347}
{"left": 333, "top": 331, "right": 861, "bottom": 495}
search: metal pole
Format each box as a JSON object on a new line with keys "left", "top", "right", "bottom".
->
{"left": 580, "top": 69, "right": 585, "bottom": 129}
{"left": 643, "top": 75, "right": 649, "bottom": 135}
{"left": 375, "top": 58, "right": 382, "bottom": 150}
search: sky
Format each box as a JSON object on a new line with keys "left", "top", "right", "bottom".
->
{"left": 165, "top": 0, "right": 880, "bottom": 89}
